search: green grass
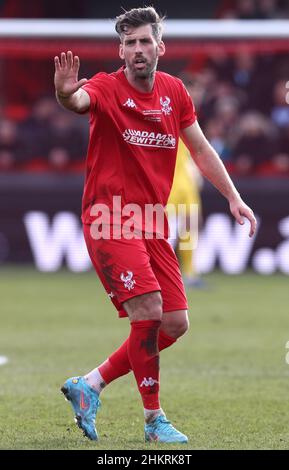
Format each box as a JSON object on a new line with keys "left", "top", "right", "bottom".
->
{"left": 0, "top": 267, "right": 288, "bottom": 450}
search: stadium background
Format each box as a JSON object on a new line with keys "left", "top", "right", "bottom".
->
{"left": 0, "top": 0, "right": 289, "bottom": 451}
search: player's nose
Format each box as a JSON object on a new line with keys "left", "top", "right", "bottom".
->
{"left": 134, "top": 40, "right": 143, "bottom": 53}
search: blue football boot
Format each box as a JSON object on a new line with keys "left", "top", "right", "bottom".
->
{"left": 61, "top": 376, "right": 101, "bottom": 441}
{"left": 145, "top": 415, "right": 188, "bottom": 443}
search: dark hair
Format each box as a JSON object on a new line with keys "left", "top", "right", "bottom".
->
{"left": 115, "top": 6, "right": 164, "bottom": 43}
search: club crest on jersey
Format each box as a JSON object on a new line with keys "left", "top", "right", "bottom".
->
{"left": 120, "top": 271, "right": 136, "bottom": 291}
{"left": 123, "top": 98, "right": 136, "bottom": 108}
{"left": 160, "top": 96, "right": 172, "bottom": 115}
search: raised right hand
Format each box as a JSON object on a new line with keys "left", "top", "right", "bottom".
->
{"left": 54, "top": 51, "right": 87, "bottom": 98}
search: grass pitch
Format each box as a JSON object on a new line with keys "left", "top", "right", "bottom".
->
{"left": 0, "top": 267, "right": 288, "bottom": 450}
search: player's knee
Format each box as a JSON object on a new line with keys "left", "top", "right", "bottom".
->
{"left": 178, "top": 317, "right": 190, "bottom": 337}
{"left": 124, "top": 291, "right": 163, "bottom": 322}
{"left": 173, "top": 317, "right": 189, "bottom": 338}
{"left": 163, "top": 315, "right": 189, "bottom": 339}
{"left": 139, "top": 291, "right": 163, "bottom": 320}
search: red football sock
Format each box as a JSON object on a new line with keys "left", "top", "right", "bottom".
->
{"left": 158, "top": 329, "right": 176, "bottom": 350}
{"left": 99, "top": 329, "right": 176, "bottom": 384}
{"left": 127, "top": 320, "right": 161, "bottom": 410}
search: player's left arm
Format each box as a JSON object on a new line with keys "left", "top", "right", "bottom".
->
{"left": 181, "top": 121, "right": 257, "bottom": 238}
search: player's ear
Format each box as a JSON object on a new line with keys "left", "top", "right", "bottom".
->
{"left": 157, "top": 41, "right": 165, "bottom": 57}
{"left": 119, "top": 43, "right": 124, "bottom": 60}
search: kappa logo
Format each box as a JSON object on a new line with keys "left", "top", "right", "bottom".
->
{"left": 108, "top": 291, "right": 115, "bottom": 299}
{"left": 140, "top": 377, "right": 159, "bottom": 387}
{"left": 160, "top": 96, "right": 172, "bottom": 115}
{"left": 120, "top": 271, "right": 136, "bottom": 291}
{"left": 123, "top": 98, "right": 136, "bottom": 108}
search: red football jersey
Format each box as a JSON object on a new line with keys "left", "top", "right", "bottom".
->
{"left": 82, "top": 66, "right": 196, "bottom": 234}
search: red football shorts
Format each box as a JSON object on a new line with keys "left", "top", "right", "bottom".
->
{"left": 83, "top": 225, "right": 188, "bottom": 318}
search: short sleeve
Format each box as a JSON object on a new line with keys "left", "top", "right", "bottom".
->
{"left": 178, "top": 80, "right": 197, "bottom": 130}
{"left": 82, "top": 72, "right": 108, "bottom": 112}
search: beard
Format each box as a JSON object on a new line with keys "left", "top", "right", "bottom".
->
{"left": 127, "top": 55, "right": 158, "bottom": 80}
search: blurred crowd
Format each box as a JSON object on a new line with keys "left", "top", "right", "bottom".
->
{"left": 1, "top": 48, "right": 289, "bottom": 176}
{"left": 218, "top": 0, "right": 289, "bottom": 19}
{"left": 1, "top": 0, "right": 289, "bottom": 20}
{"left": 0, "top": 97, "right": 88, "bottom": 173}
{"left": 180, "top": 49, "right": 289, "bottom": 177}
